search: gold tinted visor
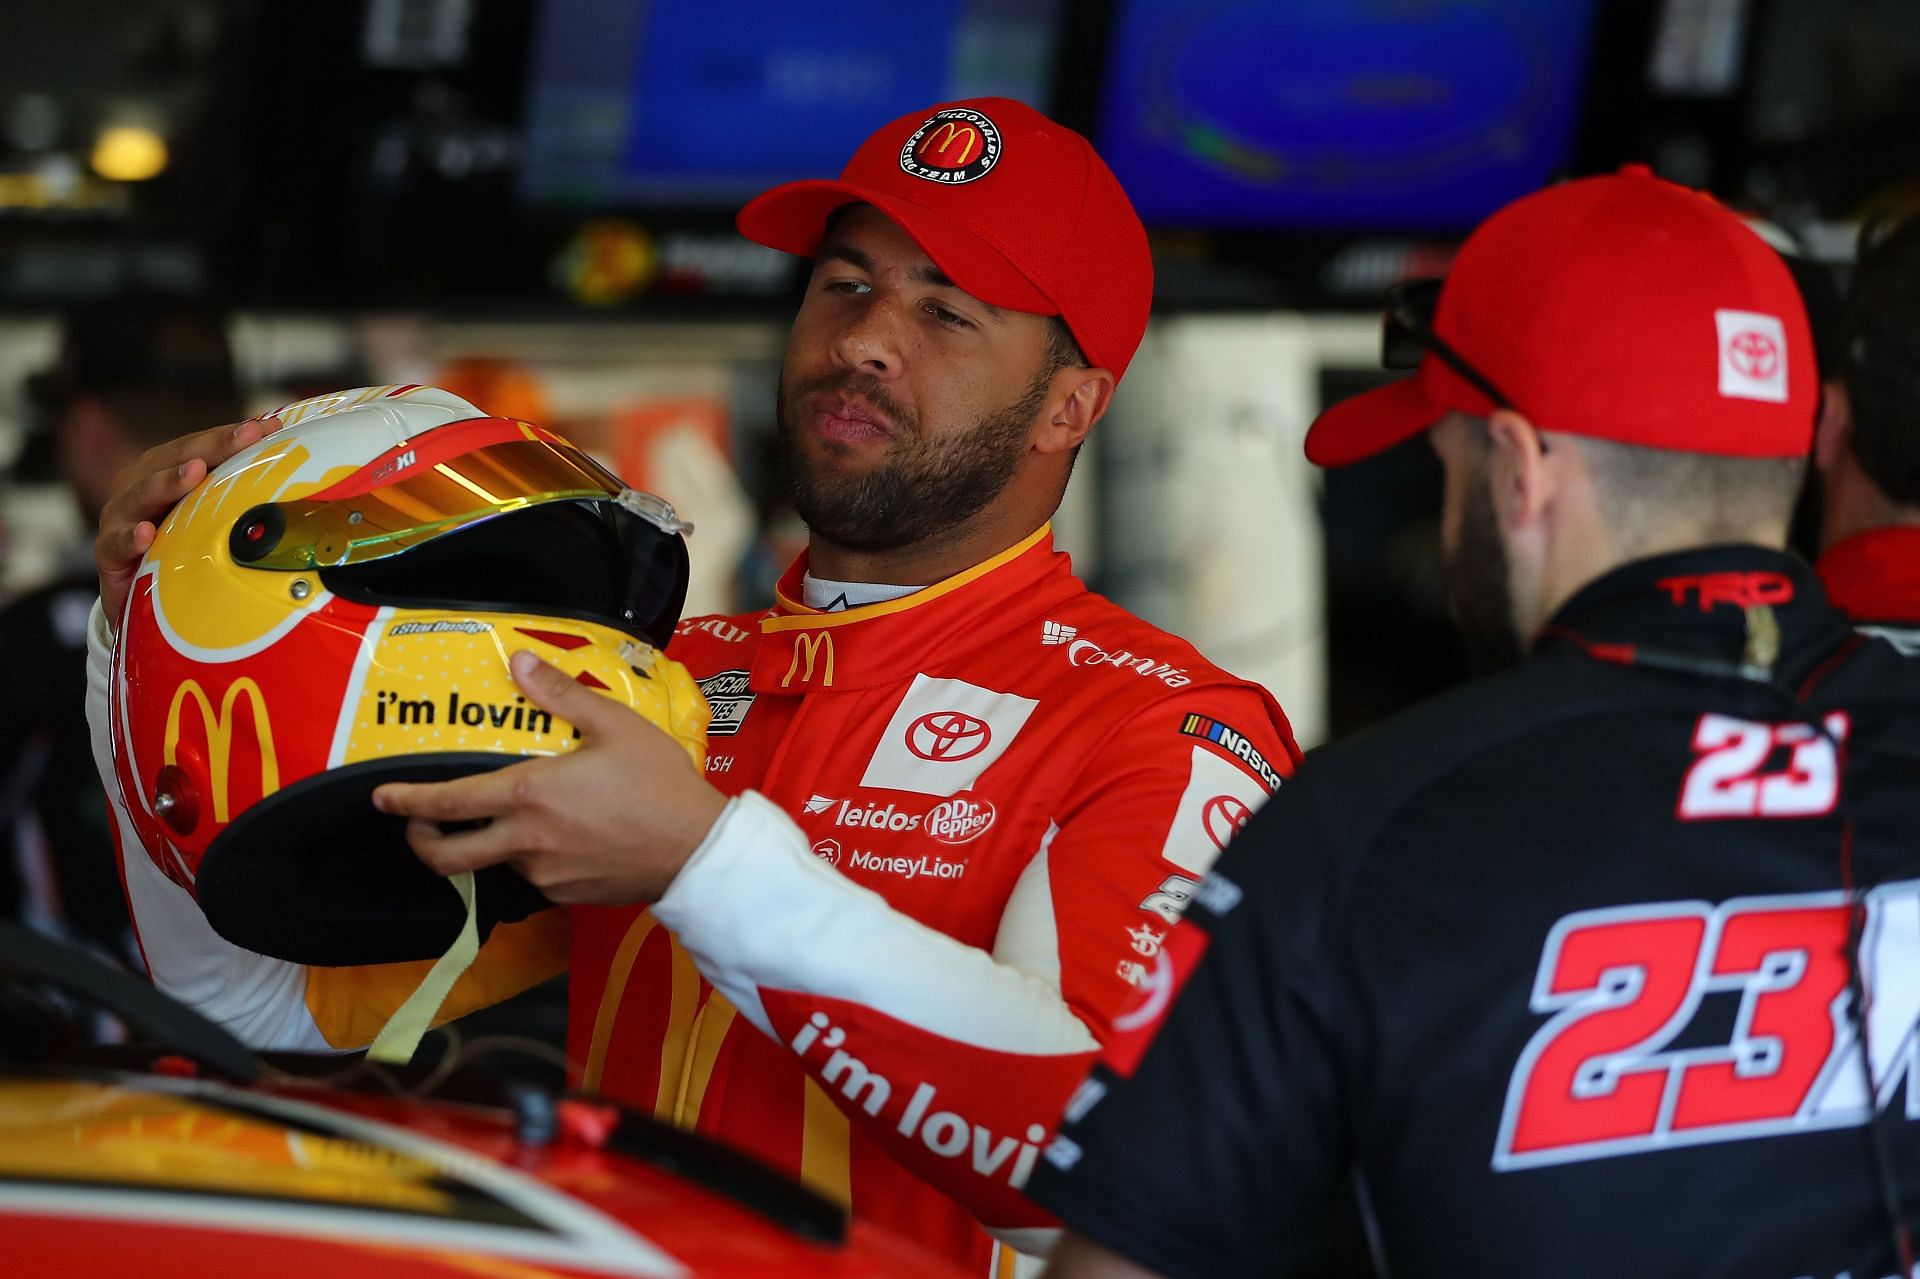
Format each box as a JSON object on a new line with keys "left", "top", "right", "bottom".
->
{"left": 232, "top": 438, "right": 626, "bottom": 571}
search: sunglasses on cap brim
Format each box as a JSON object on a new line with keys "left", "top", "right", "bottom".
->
{"left": 1381, "top": 278, "right": 1520, "bottom": 415}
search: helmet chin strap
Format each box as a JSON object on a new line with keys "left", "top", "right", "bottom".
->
{"left": 366, "top": 871, "right": 481, "bottom": 1064}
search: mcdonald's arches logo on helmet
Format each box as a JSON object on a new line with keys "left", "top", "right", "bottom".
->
{"left": 899, "top": 108, "right": 1002, "bottom": 185}
{"left": 163, "top": 677, "right": 281, "bottom": 826}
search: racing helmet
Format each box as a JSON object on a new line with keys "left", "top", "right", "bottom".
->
{"left": 108, "top": 385, "right": 707, "bottom": 965}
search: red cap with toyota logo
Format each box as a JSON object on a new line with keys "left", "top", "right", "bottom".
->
{"left": 737, "top": 97, "right": 1153, "bottom": 382}
{"left": 1305, "top": 164, "right": 1817, "bottom": 466}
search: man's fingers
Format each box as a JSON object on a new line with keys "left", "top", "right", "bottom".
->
{"left": 95, "top": 519, "right": 160, "bottom": 623}
{"left": 107, "top": 520, "right": 157, "bottom": 565}
{"left": 147, "top": 417, "right": 266, "bottom": 478}
{"left": 112, "top": 419, "right": 263, "bottom": 528}
{"left": 404, "top": 816, "right": 522, "bottom": 877}
{"left": 92, "top": 416, "right": 272, "bottom": 626}
{"left": 97, "top": 419, "right": 267, "bottom": 588}
{"left": 130, "top": 458, "right": 204, "bottom": 523}
{"left": 374, "top": 764, "right": 529, "bottom": 823}
{"left": 99, "top": 464, "right": 195, "bottom": 565}
{"left": 510, "top": 650, "right": 630, "bottom": 738}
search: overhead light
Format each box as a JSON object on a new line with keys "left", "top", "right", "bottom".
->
{"left": 91, "top": 125, "right": 168, "bottom": 182}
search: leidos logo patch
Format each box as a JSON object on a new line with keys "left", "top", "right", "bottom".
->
{"left": 900, "top": 108, "right": 1001, "bottom": 185}
{"left": 804, "top": 793, "right": 997, "bottom": 845}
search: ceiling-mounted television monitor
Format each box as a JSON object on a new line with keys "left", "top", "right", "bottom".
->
{"left": 1094, "top": 0, "right": 1598, "bottom": 231}
{"left": 523, "top": 0, "right": 1067, "bottom": 208}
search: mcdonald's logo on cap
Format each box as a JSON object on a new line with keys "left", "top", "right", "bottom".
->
{"left": 164, "top": 677, "right": 281, "bottom": 823}
{"left": 899, "top": 108, "right": 1002, "bottom": 186}
{"left": 925, "top": 121, "right": 981, "bottom": 167}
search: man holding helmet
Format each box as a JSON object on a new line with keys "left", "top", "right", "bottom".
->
{"left": 1028, "top": 168, "right": 1920, "bottom": 1278}
{"left": 91, "top": 99, "right": 1299, "bottom": 1272}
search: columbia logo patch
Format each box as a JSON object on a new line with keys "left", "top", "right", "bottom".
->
{"left": 1715, "top": 309, "right": 1787, "bottom": 404}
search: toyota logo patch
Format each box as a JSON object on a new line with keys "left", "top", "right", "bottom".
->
{"left": 1202, "top": 794, "right": 1253, "bottom": 851}
{"left": 906, "top": 711, "right": 992, "bottom": 762}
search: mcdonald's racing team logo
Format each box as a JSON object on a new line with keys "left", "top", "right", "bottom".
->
{"left": 899, "top": 108, "right": 1001, "bottom": 185}
{"left": 165, "top": 677, "right": 281, "bottom": 824}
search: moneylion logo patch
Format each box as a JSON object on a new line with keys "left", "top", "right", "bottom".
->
{"left": 899, "top": 108, "right": 1002, "bottom": 185}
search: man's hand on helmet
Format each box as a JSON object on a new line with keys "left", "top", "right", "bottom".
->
{"left": 374, "top": 650, "right": 728, "bottom": 905}
{"left": 96, "top": 417, "right": 267, "bottom": 623}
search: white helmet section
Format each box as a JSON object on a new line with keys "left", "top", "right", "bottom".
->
{"left": 218, "top": 383, "right": 486, "bottom": 487}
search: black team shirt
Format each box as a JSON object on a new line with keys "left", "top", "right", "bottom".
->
{"left": 1029, "top": 547, "right": 1920, "bottom": 1279}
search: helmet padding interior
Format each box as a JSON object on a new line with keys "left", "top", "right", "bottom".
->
{"left": 196, "top": 755, "right": 551, "bottom": 966}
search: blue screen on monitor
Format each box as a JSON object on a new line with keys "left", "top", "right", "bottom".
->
{"left": 1095, "top": 0, "right": 1597, "bottom": 230}
{"left": 523, "top": 0, "right": 1064, "bottom": 206}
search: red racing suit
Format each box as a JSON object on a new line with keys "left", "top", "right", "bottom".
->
{"left": 567, "top": 524, "right": 1299, "bottom": 1272}
{"left": 1816, "top": 525, "right": 1920, "bottom": 648}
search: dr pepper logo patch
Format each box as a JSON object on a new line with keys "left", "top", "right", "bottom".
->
{"left": 899, "top": 108, "right": 1001, "bottom": 184}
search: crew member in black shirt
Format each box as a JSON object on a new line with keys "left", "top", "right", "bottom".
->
{"left": 1030, "top": 167, "right": 1920, "bottom": 1279}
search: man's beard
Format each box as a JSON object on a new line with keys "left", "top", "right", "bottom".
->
{"left": 776, "top": 366, "right": 1049, "bottom": 554}
{"left": 1442, "top": 467, "right": 1527, "bottom": 673}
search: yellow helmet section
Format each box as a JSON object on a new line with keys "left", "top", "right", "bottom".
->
{"left": 340, "top": 611, "right": 708, "bottom": 770}
{"left": 140, "top": 385, "right": 493, "bottom": 656}
{"left": 145, "top": 439, "right": 359, "bottom": 655}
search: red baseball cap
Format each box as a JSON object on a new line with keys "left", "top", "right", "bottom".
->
{"left": 1305, "top": 165, "right": 1817, "bottom": 466}
{"left": 737, "top": 98, "right": 1153, "bottom": 381}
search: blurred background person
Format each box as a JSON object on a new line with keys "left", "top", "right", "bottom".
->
{"left": 1812, "top": 213, "right": 1920, "bottom": 644}
{"left": 1, "top": 293, "right": 240, "bottom": 966}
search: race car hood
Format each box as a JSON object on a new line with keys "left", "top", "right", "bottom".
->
{"left": 0, "top": 1074, "right": 964, "bottom": 1279}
